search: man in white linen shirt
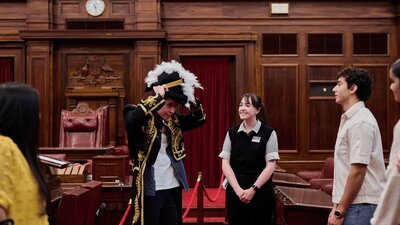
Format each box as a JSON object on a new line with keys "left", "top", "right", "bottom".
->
{"left": 328, "top": 67, "right": 386, "bottom": 225}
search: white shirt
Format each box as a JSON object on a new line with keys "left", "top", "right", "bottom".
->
{"left": 154, "top": 133, "right": 180, "bottom": 190}
{"left": 370, "top": 119, "right": 400, "bottom": 225}
{"left": 332, "top": 101, "right": 386, "bottom": 204}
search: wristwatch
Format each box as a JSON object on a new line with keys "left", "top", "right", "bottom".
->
{"left": 334, "top": 209, "right": 345, "bottom": 219}
{"left": 251, "top": 184, "right": 259, "bottom": 192}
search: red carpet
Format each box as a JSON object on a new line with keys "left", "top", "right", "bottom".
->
{"left": 182, "top": 188, "right": 225, "bottom": 207}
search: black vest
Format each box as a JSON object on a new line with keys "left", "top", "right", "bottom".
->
{"left": 229, "top": 123, "right": 273, "bottom": 177}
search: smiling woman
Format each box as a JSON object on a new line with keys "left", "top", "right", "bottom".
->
{"left": 219, "top": 93, "right": 280, "bottom": 225}
{"left": 85, "top": 0, "right": 105, "bottom": 17}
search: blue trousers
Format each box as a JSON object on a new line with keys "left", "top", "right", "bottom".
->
{"left": 343, "top": 203, "right": 377, "bottom": 225}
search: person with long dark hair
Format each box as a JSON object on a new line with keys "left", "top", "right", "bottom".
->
{"left": 370, "top": 60, "right": 400, "bottom": 225}
{"left": 0, "top": 82, "right": 49, "bottom": 225}
{"left": 219, "top": 93, "right": 279, "bottom": 225}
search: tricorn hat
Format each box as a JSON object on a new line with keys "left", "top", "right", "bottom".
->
{"left": 145, "top": 60, "right": 203, "bottom": 108}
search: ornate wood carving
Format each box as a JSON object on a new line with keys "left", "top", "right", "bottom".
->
{"left": 68, "top": 56, "right": 121, "bottom": 86}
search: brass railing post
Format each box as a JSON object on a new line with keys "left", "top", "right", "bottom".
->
{"left": 197, "top": 171, "right": 204, "bottom": 225}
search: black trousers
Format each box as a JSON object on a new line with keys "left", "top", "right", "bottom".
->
{"left": 144, "top": 187, "right": 182, "bottom": 225}
{"left": 226, "top": 178, "right": 275, "bottom": 225}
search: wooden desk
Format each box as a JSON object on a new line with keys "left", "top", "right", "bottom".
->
{"left": 273, "top": 172, "right": 311, "bottom": 188}
{"left": 95, "top": 176, "right": 132, "bottom": 225}
{"left": 275, "top": 165, "right": 287, "bottom": 173}
{"left": 274, "top": 186, "right": 332, "bottom": 225}
{"left": 49, "top": 176, "right": 132, "bottom": 225}
{"left": 39, "top": 146, "right": 114, "bottom": 162}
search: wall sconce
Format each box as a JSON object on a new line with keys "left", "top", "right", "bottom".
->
{"left": 270, "top": 3, "right": 289, "bottom": 15}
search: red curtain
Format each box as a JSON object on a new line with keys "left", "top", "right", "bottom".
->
{"left": 0, "top": 58, "right": 13, "bottom": 84}
{"left": 182, "top": 57, "right": 232, "bottom": 187}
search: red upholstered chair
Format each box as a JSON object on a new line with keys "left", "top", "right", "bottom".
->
{"left": 322, "top": 182, "right": 333, "bottom": 195}
{"left": 59, "top": 102, "right": 109, "bottom": 148}
{"left": 296, "top": 157, "right": 334, "bottom": 182}
{"left": 309, "top": 178, "right": 334, "bottom": 190}
{"left": 113, "top": 129, "right": 129, "bottom": 155}
{"left": 112, "top": 130, "right": 131, "bottom": 175}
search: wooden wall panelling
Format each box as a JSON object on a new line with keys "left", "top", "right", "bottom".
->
{"left": 307, "top": 65, "right": 344, "bottom": 153}
{"left": 353, "top": 64, "right": 390, "bottom": 154}
{"left": 54, "top": 0, "right": 136, "bottom": 30}
{"left": 134, "top": 0, "right": 160, "bottom": 30}
{"left": 0, "top": 2, "right": 27, "bottom": 41}
{"left": 27, "top": 0, "right": 52, "bottom": 30}
{"left": 0, "top": 44, "right": 25, "bottom": 82}
{"left": 26, "top": 40, "right": 53, "bottom": 146}
{"left": 262, "top": 64, "right": 298, "bottom": 157}
{"left": 130, "top": 40, "right": 161, "bottom": 104}
{"left": 168, "top": 42, "right": 253, "bottom": 122}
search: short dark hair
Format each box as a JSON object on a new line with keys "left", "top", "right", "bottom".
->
{"left": 0, "top": 82, "right": 48, "bottom": 205}
{"left": 337, "top": 67, "right": 373, "bottom": 101}
{"left": 240, "top": 93, "right": 267, "bottom": 123}
{"left": 391, "top": 58, "right": 400, "bottom": 79}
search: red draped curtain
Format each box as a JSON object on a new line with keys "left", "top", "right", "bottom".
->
{"left": 182, "top": 57, "right": 232, "bottom": 187}
{"left": 0, "top": 58, "right": 13, "bottom": 84}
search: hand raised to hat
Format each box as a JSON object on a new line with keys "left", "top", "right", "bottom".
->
{"left": 189, "top": 98, "right": 201, "bottom": 110}
{"left": 153, "top": 85, "right": 169, "bottom": 98}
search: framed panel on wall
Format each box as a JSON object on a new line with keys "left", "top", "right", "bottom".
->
{"left": 262, "top": 64, "right": 298, "bottom": 153}
{"left": 307, "top": 64, "right": 343, "bottom": 152}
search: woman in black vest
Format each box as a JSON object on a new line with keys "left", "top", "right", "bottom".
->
{"left": 219, "top": 93, "right": 280, "bottom": 225}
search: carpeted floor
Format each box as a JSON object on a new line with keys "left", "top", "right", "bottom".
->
{"left": 182, "top": 188, "right": 226, "bottom": 207}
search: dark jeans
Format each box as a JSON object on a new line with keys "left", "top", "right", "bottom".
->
{"left": 144, "top": 187, "right": 182, "bottom": 225}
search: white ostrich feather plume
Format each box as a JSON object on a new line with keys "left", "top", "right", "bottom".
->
{"left": 145, "top": 60, "right": 203, "bottom": 107}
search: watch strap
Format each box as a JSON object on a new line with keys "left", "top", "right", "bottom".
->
{"left": 251, "top": 184, "right": 259, "bottom": 192}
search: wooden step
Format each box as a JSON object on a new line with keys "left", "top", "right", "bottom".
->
{"left": 183, "top": 205, "right": 225, "bottom": 218}
{"left": 183, "top": 217, "right": 226, "bottom": 225}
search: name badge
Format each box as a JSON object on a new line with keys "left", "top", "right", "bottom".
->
{"left": 252, "top": 136, "right": 261, "bottom": 143}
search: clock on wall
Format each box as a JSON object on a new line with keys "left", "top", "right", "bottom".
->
{"left": 85, "top": 0, "right": 105, "bottom": 17}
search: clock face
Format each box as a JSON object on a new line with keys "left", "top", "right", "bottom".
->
{"left": 85, "top": 0, "right": 105, "bottom": 17}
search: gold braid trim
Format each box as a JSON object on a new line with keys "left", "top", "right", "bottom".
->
{"left": 132, "top": 113, "right": 158, "bottom": 225}
{"left": 163, "top": 79, "right": 183, "bottom": 89}
{"left": 165, "top": 116, "right": 186, "bottom": 161}
{"left": 140, "top": 95, "right": 165, "bottom": 115}
{"left": 132, "top": 163, "right": 140, "bottom": 223}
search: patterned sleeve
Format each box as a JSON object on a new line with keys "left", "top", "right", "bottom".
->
{"left": 0, "top": 138, "right": 16, "bottom": 211}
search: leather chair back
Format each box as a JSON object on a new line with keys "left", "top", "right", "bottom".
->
{"left": 59, "top": 102, "right": 109, "bottom": 148}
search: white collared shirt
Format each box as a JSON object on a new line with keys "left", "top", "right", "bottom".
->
{"left": 332, "top": 101, "right": 386, "bottom": 204}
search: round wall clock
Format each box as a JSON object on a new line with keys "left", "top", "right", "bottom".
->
{"left": 85, "top": 0, "right": 105, "bottom": 17}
